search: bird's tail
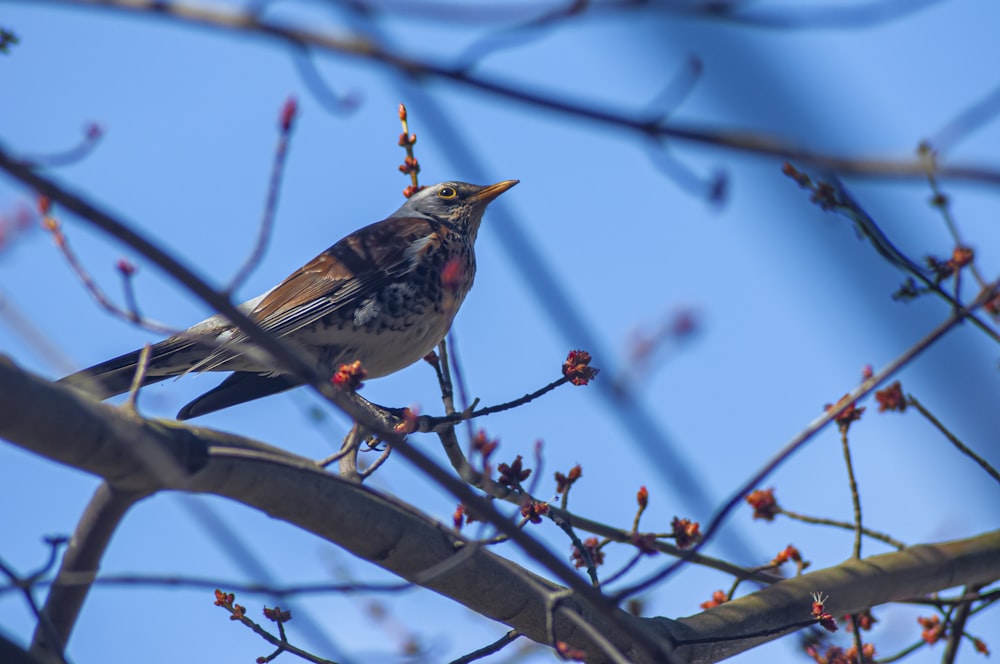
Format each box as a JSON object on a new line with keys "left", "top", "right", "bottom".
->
{"left": 58, "top": 337, "right": 201, "bottom": 400}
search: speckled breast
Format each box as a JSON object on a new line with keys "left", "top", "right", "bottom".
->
{"left": 302, "top": 237, "right": 477, "bottom": 378}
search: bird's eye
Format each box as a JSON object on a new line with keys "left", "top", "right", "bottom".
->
{"left": 437, "top": 186, "right": 457, "bottom": 200}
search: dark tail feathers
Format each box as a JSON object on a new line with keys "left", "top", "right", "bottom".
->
{"left": 58, "top": 338, "right": 197, "bottom": 400}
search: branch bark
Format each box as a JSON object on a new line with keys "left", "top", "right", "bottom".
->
{"left": 3, "top": 357, "right": 999, "bottom": 663}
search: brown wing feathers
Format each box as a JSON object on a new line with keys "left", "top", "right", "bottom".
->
{"left": 58, "top": 217, "right": 447, "bottom": 401}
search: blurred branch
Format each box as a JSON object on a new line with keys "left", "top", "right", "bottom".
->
{"left": 226, "top": 96, "right": 298, "bottom": 294}
{"left": 17, "top": 123, "right": 103, "bottom": 169}
{"left": 290, "top": 47, "right": 361, "bottom": 114}
{"left": 930, "top": 82, "right": 1000, "bottom": 154}
{"left": 941, "top": 583, "right": 984, "bottom": 664}
{"left": 0, "top": 27, "right": 20, "bottom": 53}
{"left": 338, "top": 0, "right": 947, "bottom": 30}
{"left": 452, "top": 0, "right": 592, "bottom": 69}
{"left": 0, "top": 540, "right": 69, "bottom": 664}
{"left": 37, "top": 0, "right": 1000, "bottom": 187}
{"left": 0, "top": 573, "right": 411, "bottom": 596}
{"left": 661, "top": 0, "right": 946, "bottom": 29}
{"left": 0, "top": 290, "right": 78, "bottom": 374}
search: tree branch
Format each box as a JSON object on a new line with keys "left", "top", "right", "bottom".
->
{"left": 31, "top": 0, "right": 1000, "bottom": 188}
{"left": 3, "top": 358, "right": 999, "bottom": 663}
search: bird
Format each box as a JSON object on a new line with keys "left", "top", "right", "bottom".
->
{"left": 59, "top": 180, "right": 518, "bottom": 419}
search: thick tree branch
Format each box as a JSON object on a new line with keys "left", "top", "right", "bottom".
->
{"left": 670, "top": 531, "right": 1000, "bottom": 662}
{"left": 3, "top": 358, "right": 999, "bottom": 663}
{"left": 0, "top": 357, "right": 660, "bottom": 662}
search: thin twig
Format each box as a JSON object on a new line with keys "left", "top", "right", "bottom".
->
{"left": 849, "top": 615, "right": 866, "bottom": 664}
{"left": 445, "top": 331, "right": 477, "bottom": 442}
{"left": 216, "top": 595, "right": 338, "bottom": 664}
{"left": 839, "top": 428, "right": 863, "bottom": 560}
{"left": 436, "top": 339, "right": 458, "bottom": 416}
{"left": 397, "top": 103, "right": 424, "bottom": 197}
{"left": 614, "top": 286, "right": 995, "bottom": 600}
{"left": 420, "top": 376, "right": 571, "bottom": 430}
{"left": 448, "top": 630, "right": 523, "bottom": 664}
{"left": 920, "top": 146, "right": 988, "bottom": 289}
{"left": 778, "top": 508, "right": 905, "bottom": 550}
{"left": 41, "top": 0, "right": 1000, "bottom": 188}
{"left": 895, "top": 588, "right": 1000, "bottom": 608}
{"left": 941, "top": 583, "right": 983, "bottom": 664}
{"left": 40, "top": 211, "right": 176, "bottom": 335}
{"left": 227, "top": 97, "right": 297, "bottom": 293}
{"left": 602, "top": 551, "right": 646, "bottom": 587}
{"left": 672, "top": 617, "right": 822, "bottom": 646}
{"left": 19, "top": 122, "right": 103, "bottom": 168}
{"left": 876, "top": 639, "right": 926, "bottom": 663}
{"left": 548, "top": 513, "right": 600, "bottom": 588}
{"left": 124, "top": 343, "right": 152, "bottom": 411}
{"left": 0, "top": 540, "right": 71, "bottom": 664}
{"left": 785, "top": 172, "right": 1000, "bottom": 346}
{"left": 908, "top": 395, "right": 1000, "bottom": 485}
{"left": 0, "top": 574, "right": 411, "bottom": 596}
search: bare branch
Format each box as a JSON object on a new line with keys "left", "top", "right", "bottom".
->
{"left": 447, "top": 630, "right": 522, "bottom": 664}
{"left": 226, "top": 97, "right": 298, "bottom": 294}
{"left": 37, "top": 0, "right": 1000, "bottom": 188}
{"left": 4, "top": 359, "right": 999, "bottom": 662}
{"left": 615, "top": 285, "right": 997, "bottom": 599}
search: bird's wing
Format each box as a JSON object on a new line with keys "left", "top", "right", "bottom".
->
{"left": 192, "top": 215, "right": 447, "bottom": 371}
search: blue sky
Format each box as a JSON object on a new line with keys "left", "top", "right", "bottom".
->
{"left": 2, "top": 1, "right": 1000, "bottom": 662}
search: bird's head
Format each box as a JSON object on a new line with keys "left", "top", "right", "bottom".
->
{"left": 391, "top": 180, "right": 518, "bottom": 238}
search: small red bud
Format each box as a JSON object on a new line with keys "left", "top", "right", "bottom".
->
{"left": 279, "top": 96, "right": 298, "bottom": 132}
{"left": 116, "top": 259, "right": 136, "bottom": 276}
{"left": 85, "top": 122, "right": 104, "bottom": 140}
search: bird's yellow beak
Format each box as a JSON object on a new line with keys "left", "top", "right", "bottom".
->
{"left": 471, "top": 179, "right": 519, "bottom": 204}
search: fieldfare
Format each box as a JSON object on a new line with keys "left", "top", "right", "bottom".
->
{"left": 59, "top": 180, "right": 518, "bottom": 419}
